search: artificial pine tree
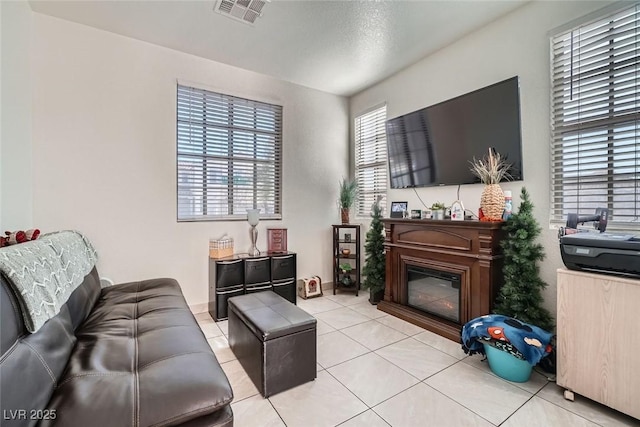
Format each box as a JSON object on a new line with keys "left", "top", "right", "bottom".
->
{"left": 494, "top": 187, "right": 555, "bottom": 331}
{"left": 362, "top": 199, "right": 385, "bottom": 303}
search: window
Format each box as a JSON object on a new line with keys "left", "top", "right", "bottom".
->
{"left": 177, "top": 85, "right": 282, "bottom": 221}
{"left": 355, "top": 105, "right": 388, "bottom": 217}
{"left": 551, "top": 4, "right": 639, "bottom": 228}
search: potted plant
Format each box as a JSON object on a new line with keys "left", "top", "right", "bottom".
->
{"left": 480, "top": 187, "right": 555, "bottom": 382}
{"left": 469, "top": 148, "right": 511, "bottom": 221}
{"left": 494, "top": 187, "right": 554, "bottom": 331}
{"left": 431, "top": 202, "right": 446, "bottom": 220}
{"left": 338, "top": 178, "right": 358, "bottom": 224}
{"left": 338, "top": 262, "right": 354, "bottom": 287}
{"left": 362, "top": 198, "right": 385, "bottom": 304}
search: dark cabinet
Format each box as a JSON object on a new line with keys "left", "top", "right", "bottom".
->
{"left": 208, "top": 253, "right": 297, "bottom": 321}
{"left": 332, "top": 224, "right": 361, "bottom": 296}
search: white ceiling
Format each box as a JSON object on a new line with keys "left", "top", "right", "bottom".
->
{"left": 28, "top": 0, "right": 529, "bottom": 97}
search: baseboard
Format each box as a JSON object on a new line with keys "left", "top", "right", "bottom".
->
{"left": 189, "top": 302, "right": 208, "bottom": 314}
{"left": 322, "top": 281, "right": 333, "bottom": 291}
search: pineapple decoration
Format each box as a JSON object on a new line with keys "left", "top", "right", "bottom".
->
{"left": 470, "top": 149, "right": 512, "bottom": 221}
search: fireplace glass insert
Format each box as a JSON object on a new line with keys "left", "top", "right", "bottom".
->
{"left": 407, "top": 266, "right": 461, "bottom": 323}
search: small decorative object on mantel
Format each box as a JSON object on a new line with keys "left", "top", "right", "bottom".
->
{"left": 469, "top": 148, "right": 512, "bottom": 221}
{"left": 431, "top": 202, "right": 446, "bottom": 220}
{"left": 410, "top": 209, "right": 421, "bottom": 219}
{"left": 390, "top": 201, "right": 407, "bottom": 218}
{"left": 338, "top": 178, "right": 358, "bottom": 224}
{"left": 450, "top": 200, "right": 465, "bottom": 221}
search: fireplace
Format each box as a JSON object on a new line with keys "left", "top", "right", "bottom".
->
{"left": 407, "top": 267, "right": 461, "bottom": 323}
{"left": 379, "top": 219, "right": 504, "bottom": 342}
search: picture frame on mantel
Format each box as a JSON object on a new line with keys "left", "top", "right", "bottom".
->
{"left": 390, "top": 201, "right": 408, "bottom": 218}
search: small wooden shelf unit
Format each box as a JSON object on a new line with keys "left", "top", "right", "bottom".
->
{"left": 332, "top": 224, "right": 361, "bottom": 296}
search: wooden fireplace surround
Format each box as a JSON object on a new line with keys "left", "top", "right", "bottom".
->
{"left": 379, "top": 219, "right": 505, "bottom": 342}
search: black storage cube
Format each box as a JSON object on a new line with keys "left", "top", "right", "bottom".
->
{"left": 213, "top": 259, "right": 244, "bottom": 288}
{"left": 215, "top": 285, "right": 245, "bottom": 320}
{"left": 271, "top": 254, "right": 296, "bottom": 281}
{"left": 244, "top": 257, "right": 271, "bottom": 285}
{"left": 272, "top": 279, "right": 296, "bottom": 304}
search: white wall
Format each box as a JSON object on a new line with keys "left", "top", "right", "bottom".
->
{"left": 1, "top": 0, "right": 33, "bottom": 230}
{"left": 350, "top": 0, "right": 615, "bottom": 321}
{"left": 31, "top": 14, "right": 348, "bottom": 307}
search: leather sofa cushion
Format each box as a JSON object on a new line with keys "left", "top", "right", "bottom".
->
{"left": 228, "top": 291, "right": 316, "bottom": 341}
{"left": 42, "top": 278, "right": 233, "bottom": 427}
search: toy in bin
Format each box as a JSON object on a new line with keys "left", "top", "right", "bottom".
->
{"left": 209, "top": 235, "right": 234, "bottom": 259}
{"left": 297, "top": 276, "right": 323, "bottom": 299}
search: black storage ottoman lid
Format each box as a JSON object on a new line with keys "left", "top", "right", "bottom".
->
{"left": 228, "top": 291, "right": 316, "bottom": 341}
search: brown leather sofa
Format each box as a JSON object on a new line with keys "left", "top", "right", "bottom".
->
{"left": 0, "top": 267, "right": 234, "bottom": 427}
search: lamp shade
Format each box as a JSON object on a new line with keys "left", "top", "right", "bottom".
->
{"left": 247, "top": 209, "right": 260, "bottom": 226}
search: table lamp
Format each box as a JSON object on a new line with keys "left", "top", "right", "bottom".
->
{"left": 247, "top": 209, "right": 260, "bottom": 256}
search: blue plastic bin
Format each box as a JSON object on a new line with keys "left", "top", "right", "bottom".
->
{"left": 483, "top": 343, "right": 532, "bottom": 383}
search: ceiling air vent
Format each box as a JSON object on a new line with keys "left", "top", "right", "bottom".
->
{"left": 215, "top": 0, "right": 268, "bottom": 25}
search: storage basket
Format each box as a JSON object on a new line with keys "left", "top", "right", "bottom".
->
{"left": 482, "top": 342, "right": 532, "bottom": 383}
{"left": 209, "top": 236, "right": 234, "bottom": 259}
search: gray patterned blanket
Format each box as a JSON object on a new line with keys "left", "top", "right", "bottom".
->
{"left": 0, "top": 230, "right": 98, "bottom": 332}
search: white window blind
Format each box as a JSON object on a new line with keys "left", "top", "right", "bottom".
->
{"left": 551, "top": 4, "right": 639, "bottom": 228}
{"left": 177, "top": 85, "right": 282, "bottom": 221}
{"left": 355, "top": 105, "right": 388, "bottom": 217}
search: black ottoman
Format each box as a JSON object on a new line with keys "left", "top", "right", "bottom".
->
{"left": 228, "top": 291, "right": 317, "bottom": 397}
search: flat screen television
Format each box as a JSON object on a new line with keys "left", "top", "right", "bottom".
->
{"left": 386, "top": 76, "right": 523, "bottom": 188}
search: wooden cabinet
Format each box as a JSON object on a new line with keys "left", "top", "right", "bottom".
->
{"left": 208, "top": 253, "right": 297, "bottom": 321}
{"left": 332, "top": 224, "right": 361, "bottom": 296}
{"left": 557, "top": 268, "right": 640, "bottom": 419}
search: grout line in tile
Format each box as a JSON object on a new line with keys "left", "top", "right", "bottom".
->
{"left": 420, "top": 381, "right": 501, "bottom": 426}
{"left": 266, "top": 395, "right": 287, "bottom": 426}
{"left": 323, "top": 361, "right": 373, "bottom": 411}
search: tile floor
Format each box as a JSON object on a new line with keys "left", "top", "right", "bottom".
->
{"left": 194, "top": 292, "right": 639, "bottom": 427}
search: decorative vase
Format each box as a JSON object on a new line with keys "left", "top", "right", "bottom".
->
{"left": 480, "top": 184, "right": 505, "bottom": 220}
{"left": 341, "top": 208, "right": 350, "bottom": 224}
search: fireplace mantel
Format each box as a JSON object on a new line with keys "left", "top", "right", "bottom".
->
{"left": 379, "top": 219, "right": 505, "bottom": 342}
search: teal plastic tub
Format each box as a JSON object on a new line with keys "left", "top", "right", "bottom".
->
{"left": 483, "top": 343, "right": 533, "bottom": 383}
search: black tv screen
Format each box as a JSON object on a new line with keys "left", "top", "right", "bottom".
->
{"left": 386, "top": 76, "right": 523, "bottom": 188}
